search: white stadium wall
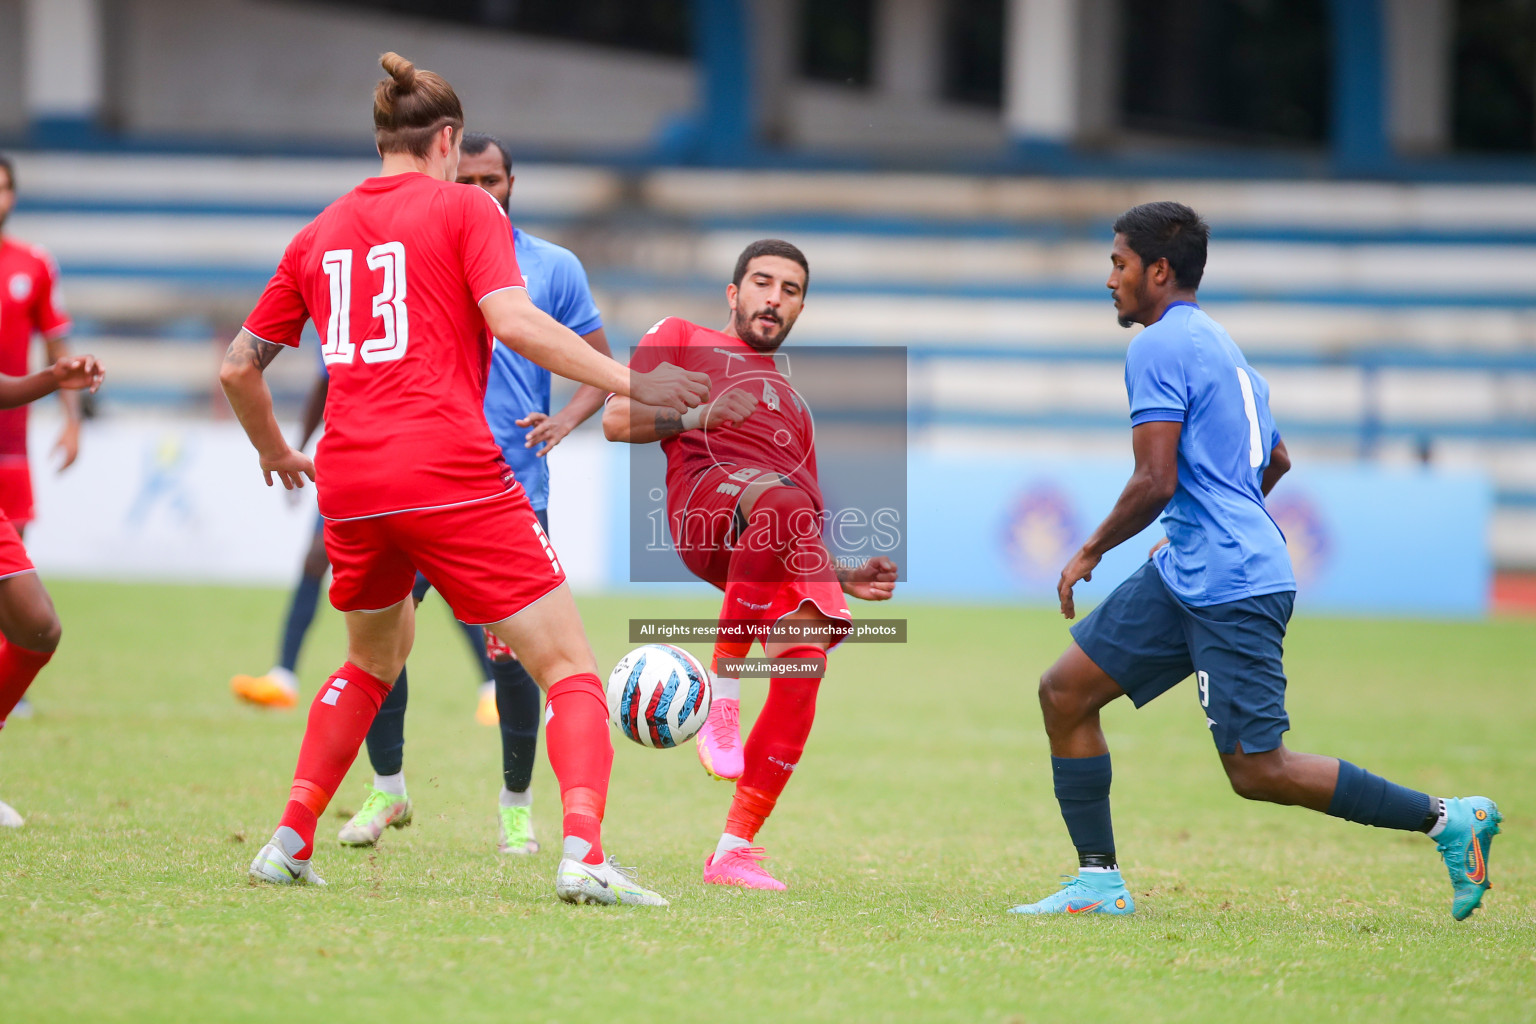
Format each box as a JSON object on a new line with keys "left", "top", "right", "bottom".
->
{"left": 23, "top": 414, "right": 612, "bottom": 591}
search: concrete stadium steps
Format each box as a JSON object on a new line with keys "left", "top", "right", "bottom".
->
{"left": 8, "top": 152, "right": 1536, "bottom": 567}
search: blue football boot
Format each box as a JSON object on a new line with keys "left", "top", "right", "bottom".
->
{"left": 1435, "top": 796, "right": 1501, "bottom": 921}
{"left": 1009, "top": 870, "right": 1135, "bottom": 916}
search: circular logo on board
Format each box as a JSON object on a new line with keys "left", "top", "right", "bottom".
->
{"left": 1266, "top": 492, "right": 1332, "bottom": 588}
{"left": 1001, "top": 484, "right": 1081, "bottom": 585}
{"left": 8, "top": 273, "right": 31, "bottom": 302}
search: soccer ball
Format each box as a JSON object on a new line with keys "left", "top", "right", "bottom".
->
{"left": 607, "top": 644, "right": 712, "bottom": 748}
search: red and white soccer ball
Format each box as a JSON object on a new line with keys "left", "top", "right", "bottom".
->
{"left": 606, "top": 644, "right": 712, "bottom": 749}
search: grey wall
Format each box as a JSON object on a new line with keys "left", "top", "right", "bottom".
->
{"left": 112, "top": 0, "right": 696, "bottom": 148}
{"left": 0, "top": 0, "right": 24, "bottom": 133}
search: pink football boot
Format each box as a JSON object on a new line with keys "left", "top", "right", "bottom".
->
{"left": 696, "top": 697, "right": 743, "bottom": 781}
{"left": 703, "top": 846, "right": 787, "bottom": 890}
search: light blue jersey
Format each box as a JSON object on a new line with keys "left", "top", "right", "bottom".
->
{"left": 486, "top": 226, "right": 603, "bottom": 511}
{"left": 1125, "top": 302, "right": 1295, "bottom": 606}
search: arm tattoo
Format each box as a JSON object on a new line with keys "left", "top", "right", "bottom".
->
{"left": 222, "top": 330, "right": 283, "bottom": 374}
{"left": 654, "top": 409, "right": 684, "bottom": 438}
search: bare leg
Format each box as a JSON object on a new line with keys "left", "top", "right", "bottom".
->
{"left": 0, "top": 573, "right": 62, "bottom": 653}
{"left": 343, "top": 599, "right": 415, "bottom": 685}
{"left": 482, "top": 584, "right": 598, "bottom": 689}
{"left": 1219, "top": 745, "right": 1341, "bottom": 812}
{"left": 1037, "top": 642, "right": 1128, "bottom": 758}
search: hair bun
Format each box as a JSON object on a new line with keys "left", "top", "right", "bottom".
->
{"left": 379, "top": 52, "right": 417, "bottom": 91}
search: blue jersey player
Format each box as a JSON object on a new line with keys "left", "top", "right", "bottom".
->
{"left": 1010, "top": 202, "right": 1501, "bottom": 921}
{"left": 343, "top": 133, "right": 613, "bottom": 857}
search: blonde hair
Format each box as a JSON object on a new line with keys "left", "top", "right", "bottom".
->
{"left": 373, "top": 52, "right": 464, "bottom": 158}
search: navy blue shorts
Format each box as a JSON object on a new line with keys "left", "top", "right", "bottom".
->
{"left": 1069, "top": 561, "right": 1295, "bottom": 755}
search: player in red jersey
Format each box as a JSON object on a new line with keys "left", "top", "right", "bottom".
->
{"left": 604, "top": 239, "right": 898, "bottom": 890}
{"left": 0, "top": 349, "right": 104, "bottom": 826}
{"left": 0, "top": 155, "right": 86, "bottom": 535}
{"left": 221, "top": 53, "right": 708, "bottom": 904}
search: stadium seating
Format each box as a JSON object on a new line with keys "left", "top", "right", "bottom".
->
{"left": 9, "top": 152, "right": 1536, "bottom": 566}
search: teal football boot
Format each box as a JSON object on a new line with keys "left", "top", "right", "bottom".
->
{"left": 1435, "top": 796, "right": 1501, "bottom": 921}
{"left": 1009, "top": 870, "right": 1136, "bottom": 916}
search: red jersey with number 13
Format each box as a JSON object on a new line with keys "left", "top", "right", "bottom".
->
{"left": 243, "top": 172, "right": 525, "bottom": 521}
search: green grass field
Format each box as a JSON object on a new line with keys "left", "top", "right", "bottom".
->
{"left": 0, "top": 582, "right": 1531, "bottom": 1023}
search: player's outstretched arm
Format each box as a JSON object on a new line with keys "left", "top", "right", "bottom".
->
{"left": 603, "top": 390, "right": 758, "bottom": 444}
{"left": 219, "top": 329, "right": 315, "bottom": 490}
{"left": 0, "top": 354, "right": 104, "bottom": 411}
{"left": 1058, "top": 420, "right": 1181, "bottom": 619}
{"left": 481, "top": 288, "right": 708, "bottom": 412}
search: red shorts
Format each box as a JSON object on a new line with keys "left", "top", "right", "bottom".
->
{"left": 0, "top": 463, "right": 35, "bottom": 527}
{"left": 324, "top": 486, "right": 564, "bottom": 625}
{"left": 671, "top": 465, "right": 851, "bottom": 644}
{"left": 0, "top": 510, "right": 35, "bottom": 579}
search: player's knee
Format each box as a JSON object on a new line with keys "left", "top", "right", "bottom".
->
{"left": 1224, "top": 759, "right": 1284, "bottom": 802}
{"left": 1038, "top": 670, "right": 1088, "bottom": 728}
{"left": 748, "top": 485, "right": 817, "bottom": 539}
{"left": 13, "top": 608, "right": 61, "bottom": 653}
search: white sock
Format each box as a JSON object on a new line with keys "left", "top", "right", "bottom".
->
{"left": 499, "top": 787, "right": 531, "bottom": 808}
{"left": 1080, "top": 864, "right": 1118, "bottom": 875}
{"left": 1426, "top": 797, "right": 1449, "bottom": 838}
{"left": 714, "top": 832, "right": 751, "bottom": 859}
{"left": 267, "top": 666, "right": 299, "bottom": 692}
{"left": 373, "top": 772, "right": 406, "bottom": 796}
{"left": 713, "top": 676, "right": 741, "bottom": 702}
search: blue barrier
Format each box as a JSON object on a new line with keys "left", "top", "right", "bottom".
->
{"left": 604, "top": 444, "right": 1490, "bottom": 617}
{"left": 903, "top": 452, "right": 1490, "bottom": 617}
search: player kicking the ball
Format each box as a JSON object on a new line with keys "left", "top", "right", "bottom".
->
{"left": 604, "top": 240, "right": 897, "bottom": 890}
{"left": 221, "top": 53, "right": 707, "bottom": 905}
{"left": 1010, "top": 201, "right": 1500, "bottom": 920}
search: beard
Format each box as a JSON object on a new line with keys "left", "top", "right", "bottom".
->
{"left": 734, "top": 305, "right": 790, "bottom": 352}
{"left": 1116, "top": 277, "right": 1150, "bottom": 328}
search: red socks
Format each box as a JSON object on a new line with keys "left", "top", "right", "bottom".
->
{"left": 277, "top": 663, "right": 391, "bottom": 859}
{"left": 725, "top": 646, "right": 826, "bottom": 842}
{"left": 0, "top": 640, "right": 53, "bottom": 728}
{"left": 545, "top": 673, "right": 612, "bottom": 865}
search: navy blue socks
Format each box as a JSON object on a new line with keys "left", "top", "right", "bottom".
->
{"left": 1328, "top": 760, "right": 1436, "bottom": 832}
{"left": 1053, "top": 753, "right": 1117, "bottom": 868}
{"left": 277, "top": 572, "right": 323, "bottom": 672}
{"left": 364, "top": 667, "right": 408, "bottom": 777}
{"left": 494, "top": 658, "right": 542, "bottom": 793}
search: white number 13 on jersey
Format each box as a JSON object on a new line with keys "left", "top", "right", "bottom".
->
{"left": 320, "top": 242, "right": 409, "bottom": 366}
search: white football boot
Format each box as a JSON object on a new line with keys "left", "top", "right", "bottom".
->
{"left": 555, "top": 838, "right": 667, "bottom": 906}
{"left": 249, "top": 826, "right": 327, "bottom": 886}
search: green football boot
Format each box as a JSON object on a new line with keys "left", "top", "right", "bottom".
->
{"left": 497, "top": 802, "right": 540, "bottom": 856}
{"left": 337, "top": 786, "right": 412, "bottom": 847}
{"left": 1435, "top": 796, "right": 1501, "bottom": 921}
